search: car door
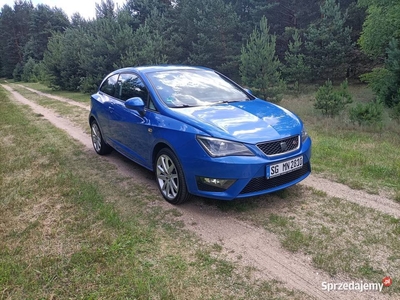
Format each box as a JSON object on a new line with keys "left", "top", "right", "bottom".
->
{"left": 108, "top": 72, "right": 155, "bottom": 168}
{"left": 95, "top": 74, "right": 119, "bottom": 140}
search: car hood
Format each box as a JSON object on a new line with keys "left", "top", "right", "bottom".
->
{"left": 170, "top": 99, "right": 302, "bottom": 144}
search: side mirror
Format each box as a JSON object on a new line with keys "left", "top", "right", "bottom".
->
{"left": 125, "top": 97, "right": 145, "bottom": 114}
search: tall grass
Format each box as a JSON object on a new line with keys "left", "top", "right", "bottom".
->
{"left": 282, "top": 84, "right": 400, "bottom": 196}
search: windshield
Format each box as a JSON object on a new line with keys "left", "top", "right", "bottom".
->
{"left": 146, "top": 69, "right": 251, "bottom": 108}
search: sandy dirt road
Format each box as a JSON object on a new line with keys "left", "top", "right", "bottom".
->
{"left": 3, "top": 83, "right": 397, "bottom": 300}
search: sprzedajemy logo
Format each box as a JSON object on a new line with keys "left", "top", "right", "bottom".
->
{"left": 322, "top": 277, "right": 393, "bottom": 293}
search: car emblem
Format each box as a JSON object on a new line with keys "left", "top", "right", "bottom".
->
{"left": 293, "top": 139, "right": 298, "bottom": 146}
{"left": 280, "top": 142, "right": 287, "bottom": 151}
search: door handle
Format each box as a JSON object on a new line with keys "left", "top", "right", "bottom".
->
{"left": 108, "top": 106, "right": 114, "bottom": 113}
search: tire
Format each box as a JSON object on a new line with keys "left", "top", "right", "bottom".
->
{"left": 155, "top": 148, "right": 190, "bottom": 205}
{"left": 90, "top": 120, "right": 112, "bottom": 155}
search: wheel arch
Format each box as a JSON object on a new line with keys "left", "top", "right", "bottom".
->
{"left": 89, "top": 115, "right": 112, "bottom": 155}
{"left": 152, "top": 142, "right": 173, "bottom": 171}
{"left": 89, "top": 115, "right": 107, "bottom": 143}
{"left": 89, "top": 114, "right": 98, "bottom": 127}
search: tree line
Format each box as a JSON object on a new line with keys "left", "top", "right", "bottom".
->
{"left": 0, "top": 0, "right": 399, "bottom": 110}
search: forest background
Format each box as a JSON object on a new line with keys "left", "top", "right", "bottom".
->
{"left": 0, "top": 0, "right": 399, "bottom": 115}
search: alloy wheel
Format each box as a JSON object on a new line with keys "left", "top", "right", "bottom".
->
{"left": 156, "top": 154, "right": 179, "bottom": 200}
{"left": 91, "top": 123, "right": 102, "bottom": 153}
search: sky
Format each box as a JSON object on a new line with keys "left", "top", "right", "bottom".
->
{"left": 0, "top": 0, "right": 126, "bottom": 19}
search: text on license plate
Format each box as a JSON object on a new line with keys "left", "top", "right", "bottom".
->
{"left": 267, "top": 156, "right": 303, "bottom": 179}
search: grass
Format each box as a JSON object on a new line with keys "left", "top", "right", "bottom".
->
{"left": 208, "top": 186, "right": 400, "bottom": 295}
{"left": 0, "top": 87, "right": 307, "bottom": 299}
{"left": 16, "top": 81, "right": 91, "bottom": 103}
{"left": 281, "top": 83, "right": 400, "bottom": 197}
{"left": 309, "top": 129, "right": 400, "bottom": 193}
{"left": 395, "top": 192, "right": 400, "bottom": 203}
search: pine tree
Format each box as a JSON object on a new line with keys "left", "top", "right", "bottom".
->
{"left": 43, "top": 29, "right": 85, "bottom": 90}
{"left": 118, "top": 19, "right": 168, "bottom": 68}
{"left": 0, "top": 1, "right": 34, "bottom": 77}
{"left": 314, "top": 79, "right": 352, "bottom": 116}
{"left": 122, "top": 0, "right": 172, "bottom": 30}
{"left": 24, "top": 5, "right": 69, "bottom": 62}
{"left": 77, "top": 18, "right": 138, "bottom": 92}
{"left": 95, "top": 0, "right": 116, "bottom": 20}
{"left": 305, "top": 0, "right": 354, "bottom": 79}
{"left": 283, "top": 29, "right": 310, "bottom": 90}
{"left": 188, "top": 0, "right": 240, "bottom": 79}
{"left": 240, "top": 16, "right": 285, "bottom": 102}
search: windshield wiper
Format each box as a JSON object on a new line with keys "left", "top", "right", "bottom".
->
{"left": 173, "top": 104, "right": 195, "bottom": 108}
{"left": 216, "top": 99, "right": 248, "bottom": 104}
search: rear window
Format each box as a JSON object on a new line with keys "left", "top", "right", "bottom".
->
{"left": 100, "top": 74, "right": 118, "bottom": 97}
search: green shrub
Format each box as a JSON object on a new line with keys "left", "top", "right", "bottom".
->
{"left": 12, "top": 63, "right": 23, "bottom": 82}
{"left": 360, "top": 39, "right": 400, "bottom": 108}
{"left": 314, "top": 79, "right": 353, "bottom": 117}
{"left": 32, "top": 61, "right": 48, "bottom": 83}
{"left": 349, "top": 101, "right": 384, "bottom": 126}
{"left": 390, "top": 101, "right": 400, "bottom": 122}
{"left": 360, "top": 68, "right": 398, "bottom": 107}
{"left": 21, "top": 58, "right": 38, "bottom": 82}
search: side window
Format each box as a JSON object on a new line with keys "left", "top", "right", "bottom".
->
{"left": 148, "top": 95, "right": 157, "bottom": 111}
{"left": 118, "top": 73, "right": 148, "bottom": 101}
{"left": 100, "top": 74, "right": 118, "bottom": 97}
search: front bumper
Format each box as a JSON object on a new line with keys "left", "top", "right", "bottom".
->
{"left": 181, "top": 138, "right": 312, "bottom": 200}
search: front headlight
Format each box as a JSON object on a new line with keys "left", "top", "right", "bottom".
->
{"left": 301, "top": 126, "right": 309, "bottom": 142}
{"left": 197, "top": 136, "right": 254, "bottom": 157}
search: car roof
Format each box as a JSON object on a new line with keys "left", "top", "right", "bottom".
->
{"left": 111, "top": 65, "right": 212, "bottom": 76}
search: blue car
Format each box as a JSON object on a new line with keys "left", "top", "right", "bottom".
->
{"left": 89, "top": 66, "right": 311, "bottom": 204}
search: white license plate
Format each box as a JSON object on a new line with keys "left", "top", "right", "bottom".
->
{"left": 267, "top": 156, "right": 303, "bottom": 179}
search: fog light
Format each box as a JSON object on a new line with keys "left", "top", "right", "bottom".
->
{"left": 202, "top": 178, "right": 236, "bottom": 189}
{"left": 197, "top": 177, "right": 236, "bottom": 192}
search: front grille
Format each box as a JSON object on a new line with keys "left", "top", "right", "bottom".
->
{"left": 257, "top": 135, "right": 300, "bottom": 156}
{"left": 239, "top": 162, "right": 310, "bottom": 194}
